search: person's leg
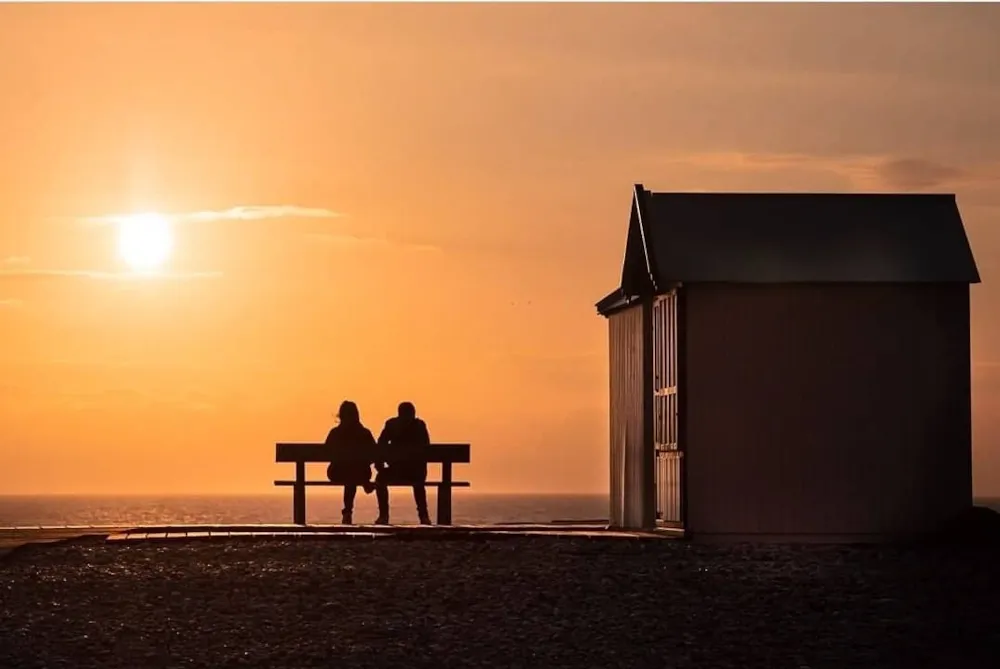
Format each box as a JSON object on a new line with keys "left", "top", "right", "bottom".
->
{"left": 413, "top": 484, "right": 430, "bottom": 524}
{"left": 374, "top": 471, "right": 390, "bottom": 524}
{"left": 342, "top": 485, "right": 358, "bottom": 524}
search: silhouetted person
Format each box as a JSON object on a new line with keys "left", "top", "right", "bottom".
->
{"left": 325, "top": 400, "right": 377, "bottom": 525}
{"left": 374, "top": 401, "right": 431, "bottom": 525}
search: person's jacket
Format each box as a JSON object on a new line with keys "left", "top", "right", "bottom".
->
{"left": 325, "top": 423, "right": 376, "bottom": 484}
{"left": 377, "top": 417, "right": 430, "bottom": 472}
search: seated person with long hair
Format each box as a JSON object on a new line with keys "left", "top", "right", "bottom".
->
{"left": 325, "top": 400, "right": 377, "bottom": 525}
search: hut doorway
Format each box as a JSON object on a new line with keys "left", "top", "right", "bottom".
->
{"left": 653, "top": 291, "right": 683, "bottom": 527}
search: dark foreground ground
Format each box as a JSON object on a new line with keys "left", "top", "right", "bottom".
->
{"left": 2, "top": 536, "right": 1000, "bottom": 669}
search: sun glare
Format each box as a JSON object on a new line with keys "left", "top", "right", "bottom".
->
{"left": 117, "top": 213, "right": 173, "bottom": 273}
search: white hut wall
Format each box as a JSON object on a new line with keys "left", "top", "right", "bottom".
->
{"left": 607, "top": 303, "right": 652, "bottom": 529}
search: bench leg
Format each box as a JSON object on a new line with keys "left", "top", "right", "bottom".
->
{"left": 436, "top": 486, "right": 452, "bottom": 526}
{"left": 437, "top": 462, "right": 453, "bottom": 525}
{"left": 293, "top": 462, "right": 306, "bottom": 525}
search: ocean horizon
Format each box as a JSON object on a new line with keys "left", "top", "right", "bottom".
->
{"left": 1, "top": 493, "right": 997, "bottom": 528}
{"left": 0, "top": 493, "right": 611, "bottom": 527}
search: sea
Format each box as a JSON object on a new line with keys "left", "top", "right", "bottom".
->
{"left": 1, "top": 494, "right": 997, "bottom": 528}
{"left": 0, "top": 493, "right": 610, "bottom": 527}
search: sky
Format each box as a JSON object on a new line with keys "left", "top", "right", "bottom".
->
{"left": 1, "top": 3, "right": 1000, "bottom": 496}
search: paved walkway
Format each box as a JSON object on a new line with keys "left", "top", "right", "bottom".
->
{"left": 0, "top": 526, "right": 131, "bottom": 555}
{"left": 105, "top": 523, "right": 669, "bottom": 541}
{"left": 2, "top": 523, "right": 674, "bottom": 554}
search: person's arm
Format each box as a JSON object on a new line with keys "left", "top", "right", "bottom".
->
{"left": 416, "top": 420, "right": 431, "bottom": 464}
{"left": 373, "top": 423, "right": 390, "bottom": 471}
{"left": 377, "top": 422, "right": 391, "bottom": 448}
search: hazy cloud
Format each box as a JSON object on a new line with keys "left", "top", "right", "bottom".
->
{"left": 305, "top": 232, "right": 441, "bottom": 253}
{"left": 0, "top": 255, "right": 221, "bottom": 283}
{"left": 876, "top": 158, "right": 967, "bottom": 190}
{"left": 77, "top": 205, "right": 342, "bottom": 227}
{"left": 657, "top": 152, "right": 1000, "bottom": 196}
{"left": 0, "top": 298, "right": 22, "bottom": 308}
{"left": 41, "top": 385, "right": 219, "bottom": 413}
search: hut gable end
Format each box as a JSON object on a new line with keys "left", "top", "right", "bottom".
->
{"left": 620, "top": 189, "right": 655, "bottom": 297}
{"left": 598, "top": 184, "right": 658, "bottom": 316}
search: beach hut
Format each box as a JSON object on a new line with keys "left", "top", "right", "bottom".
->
{"left": 596, "top": 184, "right": 981, "bottom": 541}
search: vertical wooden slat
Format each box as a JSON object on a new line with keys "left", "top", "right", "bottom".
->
{"left": 641, "top": 298, "right": 656, "bottom": 529}
{"left": 652, "top": 291, "right": 683, "bottom": 526}
{"left": 609, "top": 318, "right": 621, "bottom": 528}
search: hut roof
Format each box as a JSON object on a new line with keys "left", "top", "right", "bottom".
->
{"left": 597, "top": 185, "right": 980, "bottom": 315}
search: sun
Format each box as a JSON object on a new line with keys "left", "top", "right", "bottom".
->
{"left": 117, "top": 212, "right": 173, "bottom": 273}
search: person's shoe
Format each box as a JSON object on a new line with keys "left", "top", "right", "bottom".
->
{"left": 341, "top": 511, "right": 353, "bottom": 525}
{"left": 418, "top": 512, "right": 432, "bottom": 526}
{"left": 374, "top": 515, "right": 389, "bottom": 525}
{"left": 362, "top": 482, "right": 376, "bottom": 494}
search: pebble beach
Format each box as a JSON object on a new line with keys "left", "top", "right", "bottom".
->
{"left": 3, "top": 535, "right": 1000, "bottom": 669}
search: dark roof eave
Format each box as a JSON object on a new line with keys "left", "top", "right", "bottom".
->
{"left": 596, "top": 288, "right": 638, "bottom": 317}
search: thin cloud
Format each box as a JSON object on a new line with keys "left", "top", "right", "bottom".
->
{"left": 62, "top": 206, "right": 439, "bottom": 254}
{"left": 0, "top": 298, "right": 22, "bottom": 308}
{"left": 1, "top": 256, "right": 30, "bottom": 267}
{"left": 76, "top": 205, "right": 342, "bottom": 227}
{"left": 183, "top": 206, "right": 342, "bottom": 222}
{"left": 0, "top": 268, "right": 222, "bottom": 282}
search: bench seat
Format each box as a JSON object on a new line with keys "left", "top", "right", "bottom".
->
{"left": 274, "top": 480, "right": 471, "bottom": 487}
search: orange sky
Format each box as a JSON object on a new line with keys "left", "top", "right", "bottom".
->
{"left": 1, "top": 4, "right": 1000, "bottom": 496}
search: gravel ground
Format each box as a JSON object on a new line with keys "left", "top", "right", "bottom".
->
{"left": 2, "top": 536, "right": 1000, "bottom": 669}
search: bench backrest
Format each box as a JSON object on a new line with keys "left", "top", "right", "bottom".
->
{"left": 275, "top": 442, "right": 470, "bottom": 464}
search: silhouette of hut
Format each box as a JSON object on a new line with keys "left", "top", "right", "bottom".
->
{"left": 596, "top": 184, "right": 981, "bottom": 541}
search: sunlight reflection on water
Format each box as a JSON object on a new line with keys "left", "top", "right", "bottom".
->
{"left": 0, "top": 493, "right": 609, "bottom": 527}
{"left": 4, "top": 495, "right": 994, "bottom": 528}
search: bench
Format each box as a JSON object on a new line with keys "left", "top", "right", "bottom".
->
{"left": 274, "top": 442, "right": 471, "bottom": 525}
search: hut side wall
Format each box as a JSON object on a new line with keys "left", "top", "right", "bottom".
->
{"left": 683, "top": 283, "right": 972, "bottom": 540}
{"left": 607, "top": 303, "right": 653, "bottom": 529}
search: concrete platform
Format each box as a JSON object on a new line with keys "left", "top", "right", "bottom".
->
{"left": 0, "top": 526, "right": 132, "bottom": 555}
{"left": 1, "top": 523, "right": 674, "bottom": 555}
{"left": 104, "top": 523, "right": 669, "bottom": 542}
